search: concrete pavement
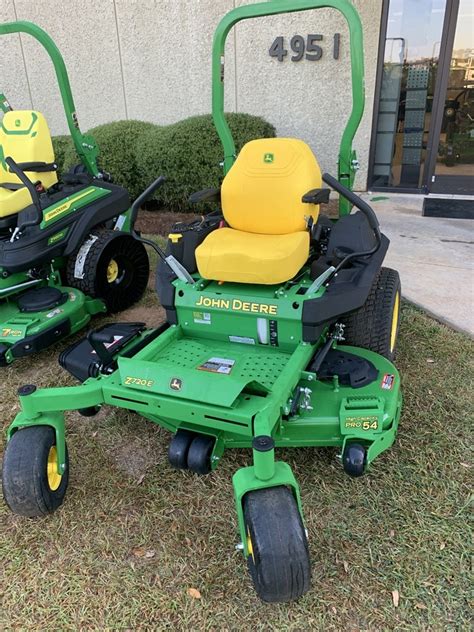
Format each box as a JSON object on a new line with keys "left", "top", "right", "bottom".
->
{"left": 363, "top": 194, "right": 473, "bottom": 337}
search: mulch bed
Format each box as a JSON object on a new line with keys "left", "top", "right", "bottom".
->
{"left": 135, "top": 210, "right": 201, "bottom": 236}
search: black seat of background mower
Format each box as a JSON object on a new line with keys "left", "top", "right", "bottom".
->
{"left": 17, "top": 286, "right": 68, "bottom": 313}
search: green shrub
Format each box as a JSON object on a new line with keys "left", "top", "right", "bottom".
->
{"left": 63, "top": 120, "right": 159, "bottom": 199}
{"left": 51, "top": 135, "right": 74, "bottom": 174}
{"left": 56, "top": 113, "right": 275, "bottom": 210}
{"left": 137, "top": 113, "right": 276, "bottom": 212}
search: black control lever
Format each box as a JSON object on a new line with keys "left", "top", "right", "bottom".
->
{"left": 130, "top": 175, "right": 166, "bottom": 227}
{"left": 321, "top": 173, "right": 382, "bottom": 281}
{"left": 6, "top": 156, "right": 43, "bottom": 231}
{"left": 130, "top": 176, "right": 195, "bottom": 284}
{"left": 322, "top": 173, "right": 381, "bottom": 238}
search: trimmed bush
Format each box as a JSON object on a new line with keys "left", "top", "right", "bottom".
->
{"left": 55, "top": 113, "right": 275, "bottom": 210}
{"left": 63, "top": 120, "right": 159, "bottom": 199}
{"left": 137, "top": 113, "right": 276, "bottom": 211}
{"left": 51, "top": 135, "right": 74, "bottom": 174}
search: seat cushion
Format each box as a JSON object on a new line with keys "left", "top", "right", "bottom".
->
{"left": 196, "top": 227, "right": 310, "bottom": 285}
{"left": 0, "top": 187, "right": 33, "bottom": 217}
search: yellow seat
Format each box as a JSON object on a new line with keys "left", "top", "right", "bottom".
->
{"left": 0, "top": 110, "right": 58, "bottom": 218}
{"left": 197, "top": 228, "right": 310, "bottom": 285}
{"left": 196, "top": 138, "right": 321, "bottom": 285}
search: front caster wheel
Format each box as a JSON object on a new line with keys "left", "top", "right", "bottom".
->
{"left": 2, "top": 426, "right": 69, "bottom": 517}
{"left": 168, "top": 429, "right": 195, "bottom": 469}
{"left": 187, "top": 435, "right": 215, "bottom": 475}
{"left": 342, "top": 442, "right": 367, "bottom": 477}
{"left": 243, "top": 486, "right": 311, "bottom": 603}
{"left": 78, "top": 406, "right": 101, "bottom": 417}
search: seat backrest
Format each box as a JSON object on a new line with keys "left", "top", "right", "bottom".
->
{"left": 221, "top": 138, "right": 322, "bottom": 235}
{"left": 0, "top": 110, "right": 58, "bottom": 189}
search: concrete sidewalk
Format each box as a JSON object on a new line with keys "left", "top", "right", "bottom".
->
{"left": 362, "top": 194, "right": 473, "bottom": 337}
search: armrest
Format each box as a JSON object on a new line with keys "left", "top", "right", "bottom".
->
{"left": 188, "top": 188, "right": 221, "bottom": 204}
{"left": 15, "top": 161, "right": 57, "bottom": 173}
{"left": 302, "top": 188, "right": 331, "bottom": 204}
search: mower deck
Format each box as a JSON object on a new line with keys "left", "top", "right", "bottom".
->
{"left": 0, "top": 284, "right": 105, "bottom": 365}
{"left": 114, "top": 328, "right": 401, "bottom": 453}
{"left": 11, "top": 320, "right": 401, "bottom": 457}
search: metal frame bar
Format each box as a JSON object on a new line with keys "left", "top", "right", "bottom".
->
{"left": 368, "top": 0, "right": 463, "bottom": 194}
{"left": 422, "top": 0, "right": 461, "bottom": 192}
{"left": 0, "top": 21, "right": 99, "bottom": 176}
{"left": 211, "top": 0, "right": 366, "bottom": 216}
{"left": 366, "top": 0, "right": 391, "bottom": 190}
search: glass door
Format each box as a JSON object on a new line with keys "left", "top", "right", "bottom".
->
{"left": 429, "top": 0, "right": 474, "bottom": 194}
{"left": 369, "top": 0, "right": 449, "bottom": 191}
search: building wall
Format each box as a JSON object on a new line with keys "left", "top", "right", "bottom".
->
{"left": 0, "top": 0, "right": 383, "bottom": 189}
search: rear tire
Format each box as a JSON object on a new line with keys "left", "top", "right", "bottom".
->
{"left": 243, "top": 486, "right": 311, "bottom": 603}
{"left": 2, "top": 426, "right": 69, "bottom": 517}
{"left": 66, "top": 230, "right": 149, "bottom": 313}
{"left": 340, "top": 267, "right": 401, "bottom": 361}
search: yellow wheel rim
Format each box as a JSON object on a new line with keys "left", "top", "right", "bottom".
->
{"left": 106, "top": 259, "right": 119, "bottom": 283}
{"left": 47, "top": 446, "right": 62, "bottom": 491}
{"left": 390, "top": 291, "right": 400, "bottom": 353}
{"left": 246, "top": 527, "right": 255, "bottom": 563}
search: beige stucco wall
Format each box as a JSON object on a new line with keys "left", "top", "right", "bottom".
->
{"left": 0, "top": 0, "right": 382, "bottom": 188}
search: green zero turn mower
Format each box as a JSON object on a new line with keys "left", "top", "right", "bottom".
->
{"left": 0, "top": 22, "right": 150, "bottom": 366}
{"left": 2, "top": 1, "right": 403, "bottom": 603}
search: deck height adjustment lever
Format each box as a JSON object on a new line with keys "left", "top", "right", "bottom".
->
{"left": 287, "top": 386, "right": 313, "bottom": 418}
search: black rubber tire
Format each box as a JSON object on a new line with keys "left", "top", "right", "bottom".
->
{"left": 2, "top": 426, "right": 69, "bottom": 517}
{"left": 340, "top": 267, "right": 401, "bottom": 361}
{"left": 168, "top": 430, "right": 195, "bottom": 470}
{"left": 342, "top": 442, "right": 367, "bottom": 478}
{"left": 66, "top": 230, "right": 149, "bottom": 313}
{"left": 187, "top": 434, "right": 215, "bottom": 475}
{"left": 243, "top": 486, "right": 311, "bottom": 603}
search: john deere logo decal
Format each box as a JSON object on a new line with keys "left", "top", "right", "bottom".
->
{"left": 263, "top": 152, "right": 274, "bottom": 163}
{"left": 170, "top": 377, "right": 182, "bottom": 391}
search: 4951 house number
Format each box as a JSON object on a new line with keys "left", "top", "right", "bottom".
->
{"left": 269, "top": 34, "right": 341, "bottom": 62}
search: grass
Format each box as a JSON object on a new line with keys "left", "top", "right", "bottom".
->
{"left": 0, "top": 292, "right": 472, "bottom": 630}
